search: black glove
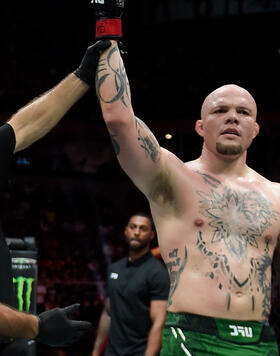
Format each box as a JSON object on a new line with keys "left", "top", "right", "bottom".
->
{"left": 91, "top": 0, "right": 125, "bottom": 40}
{"left": 73, "top": 40, "right": 111, "bottom": 86}
{"left": 36, "top": 303, "right": 92, "bottom": 347}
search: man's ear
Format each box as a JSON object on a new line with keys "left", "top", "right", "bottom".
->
{"left": 195, "top": 120, "right": 204, "bottom": 137}
{"left": 252, "top": 122, "right": 260, "bottom": 139}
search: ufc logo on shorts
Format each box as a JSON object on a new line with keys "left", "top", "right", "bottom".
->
{"left": 91, "top": 0, "right": 105, "bottom": 3}
{"left": 229, "top": 325, "right": 253, "bottom": 338}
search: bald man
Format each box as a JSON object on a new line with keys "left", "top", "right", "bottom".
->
{"left": 95, "top": 38, "right": 280, "bottom": 355}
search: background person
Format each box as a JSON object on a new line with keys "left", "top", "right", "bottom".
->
{"left": 91, "top": 212, "right": 169, "bottom": 356}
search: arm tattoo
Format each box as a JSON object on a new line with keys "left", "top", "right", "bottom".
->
{"left": 134, "top": 117, "right": 160, "bottom": 163}
{"left": 197, "top": 232, "right": 272, "bottom": 318}
{"left": 166, "top": 247, "right": 188, "bottom": 308}
{"left": 96, "top": 45, "right": 131, "bottom": 107}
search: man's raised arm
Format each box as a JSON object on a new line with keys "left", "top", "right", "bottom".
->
{"left": 92, "top": 1, "right": 167, "bottom": 197}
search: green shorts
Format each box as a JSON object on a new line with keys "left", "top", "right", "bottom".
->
{"left": 160, "top": 311, "right": 279, "bottom": 356}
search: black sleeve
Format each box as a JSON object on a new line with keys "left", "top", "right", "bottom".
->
{"left": 148, "top": 260, "right": 170, "bottom": 301}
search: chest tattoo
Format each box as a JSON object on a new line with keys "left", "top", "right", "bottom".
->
{"left": 196, "top": 175, "right": 278, "bottom": 259}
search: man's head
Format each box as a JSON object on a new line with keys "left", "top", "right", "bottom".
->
{"left": 195, "top": 84, "right": 259, "bottom": 158}
{"left": 124, "top": 213, "right": 155, "bottom": 253}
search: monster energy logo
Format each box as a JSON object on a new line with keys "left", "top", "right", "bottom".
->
{"left": 13, "top": 276, "right": 35, "bottom": 312}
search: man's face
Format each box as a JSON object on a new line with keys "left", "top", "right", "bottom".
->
{"left": 196, "top": 85, "right": 259, "bottom": 158}
{"left": 124, "top": 215, "right": 154, "bottom": 252}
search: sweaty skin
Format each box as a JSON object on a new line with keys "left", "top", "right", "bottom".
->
{"left": 96, "top": 43, "right": 280, "bottom": 322}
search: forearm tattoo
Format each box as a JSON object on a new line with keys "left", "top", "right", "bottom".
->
{"left": 96, "top": 44, "right": 131, "bottom": 107}
{"left": 134, "top": 117, "right": 160, "bottom": 163}
{"left": 96, "top": 46, "right": 160, "bottom": 163}
{"left": 166, "top": 247, "right": 188, "bottom": 307}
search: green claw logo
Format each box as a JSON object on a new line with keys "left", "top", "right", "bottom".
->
{"left": 13, "top": 276, "right": 35, "bottom": 312}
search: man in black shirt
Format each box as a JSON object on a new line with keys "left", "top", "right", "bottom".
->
{"left": 92, "top": 213, "right": 170, "bottom": 356}
{"left": 0, "top": 40, "right": 110, "bottom": 354}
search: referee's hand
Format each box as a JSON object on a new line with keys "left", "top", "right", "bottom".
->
{"left": 36, "top": 303, "right": 92, "bottom": 347}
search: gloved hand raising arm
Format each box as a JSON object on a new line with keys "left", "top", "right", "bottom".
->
{"left": 74, "top": 40, "right": 111, "bottom": 86}
{"left": 8, "top": 41, "right": 110, "bottom": 153}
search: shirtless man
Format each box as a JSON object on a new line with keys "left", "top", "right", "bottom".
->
{"left": 91, "top": 1, "right": 279, "bottom": 354}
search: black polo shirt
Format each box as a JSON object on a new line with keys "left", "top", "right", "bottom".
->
{"left": 0, "top": 124, "right": 16, "bottom": 307}
{"left": 105, "top": 251, "right": 170, "bottom": 356}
